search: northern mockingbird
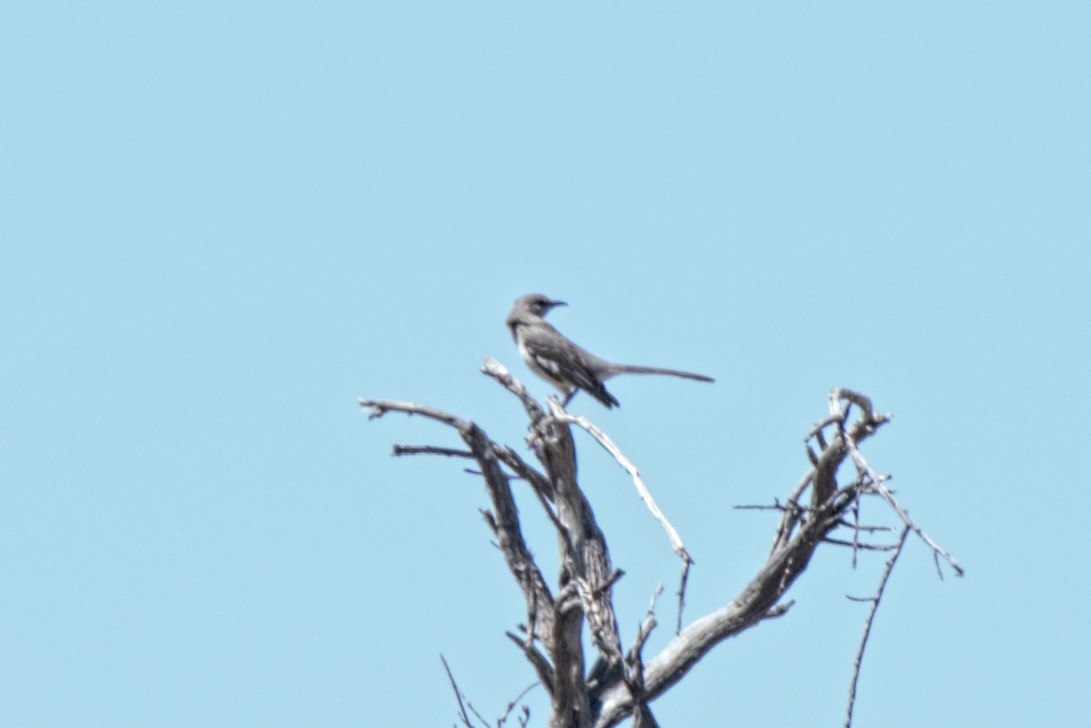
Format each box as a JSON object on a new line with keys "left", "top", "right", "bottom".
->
{"left": 506, "top": 293, "right": 714, "bottom": 408}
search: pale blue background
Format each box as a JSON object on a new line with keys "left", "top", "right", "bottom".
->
{"left": 3, "top": 3, "right": 1088, "bottom": 726}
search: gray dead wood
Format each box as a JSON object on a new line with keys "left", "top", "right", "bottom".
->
{"left": 360, "top": 372, "right": 959, "bottom": 728}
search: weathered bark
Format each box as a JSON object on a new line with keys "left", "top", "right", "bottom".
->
{"left": 360, "top": 371, "right": 960, "bottom": 728}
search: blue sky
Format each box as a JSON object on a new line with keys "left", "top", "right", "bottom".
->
{"left": 2, "top": 3, "right": 1088, "bottom": 726}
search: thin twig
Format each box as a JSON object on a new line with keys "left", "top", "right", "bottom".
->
{"left": 625, "top": 587, "right": 663, "bottom": 728}
{"left": 493, "top": 445, "right": 554, "bottom": 500}
{"left": 845, "top": 525, "right": 910, "bottom": 728}
{"left": 359, "top": 399, "right": 468, "bottom": 429}
{"left": 505, "top": 632, "right": 554, "bottom": 696}
{"left": 761, "top": 600, "right": 794, "bottom": 621}
{"left": 676, "top": 556, "right": 691, "bottom": 635}
{"left": 467, "top": 701, "right": 491, "bottom": 728}
{"left": 842, "top": 427, "right": 964, "bottom": 578}
{"left": 635, "top": 586, "right": 663, "bottom": 652}
{"left": 835, "top": 521, "right": 897, "bottom": 534}
{"left": 392, "top": 444, "right": 474, "bottom": 458}
{"left": 823, "top": 537, "right": 900, "bottom": 551}
{"left": 497, "top": 682, "right": 539, "bottom": 728}
{"left": 850, "top": 494, "right": 861, "bottom": 569}
{"left": 441, "top": 654, "right": 482, "bottom": 728}
{"left": 482, "top": 357, "right": 548, "bottom": 422}
{"left": 734, "top": 502, "right": 790, "bottom": 512}
{"left": 547, "top": 404, "right": 691, "bottom": 563}
{"left": 547, "top": 402, "right": 695, "bottom": 634}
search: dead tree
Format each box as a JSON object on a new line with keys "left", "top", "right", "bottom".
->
{"left": 359, "top": 359, "right": 961, "bottom": 728}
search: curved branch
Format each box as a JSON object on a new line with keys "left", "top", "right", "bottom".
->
{"left": 593, "top": 490, "right": 853, "bottom": 727}
{"left": 361, "top": 383, "right": 960, "bottom": 728}
{"left": 549, "top": 405, "right": 691, "bottom": 564}
{"left": 359, "top": 398, "right": 558, "bottom": 655}
{"left": 846, "top": 525, "right": 910, "bottom": 727}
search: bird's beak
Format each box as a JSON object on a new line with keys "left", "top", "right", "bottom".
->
{"left": 549, "top": 299, "right": 567, "bottom": 309}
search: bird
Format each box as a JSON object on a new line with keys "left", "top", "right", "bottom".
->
{"left": 505, "top": 293, "right": 714, "bottom": 408}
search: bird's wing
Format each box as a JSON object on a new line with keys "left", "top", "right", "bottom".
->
{"left": 520, "top": 329, "right": 619, "bottom": 407}
{"left": 520, "top": 332, "right": 596, "bottom": 389}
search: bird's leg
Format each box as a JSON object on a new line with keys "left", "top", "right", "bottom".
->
{"left": 561, "top": 389, "right": 577, "bottom": 408}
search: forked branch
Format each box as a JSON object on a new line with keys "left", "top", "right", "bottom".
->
{"left": 361, "top": 374, "right": 961, "bottom": 728}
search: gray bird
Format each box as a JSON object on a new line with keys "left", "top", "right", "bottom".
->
{"left": 506, "top": 293, "right": 714, "bottom": 408}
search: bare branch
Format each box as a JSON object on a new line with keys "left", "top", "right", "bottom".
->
{"left": 845, "top": 525, "right": 911, "bottom": 728}
{"left": 361, "top": 398, "right": 558, "bottom": 653}
{"left": 467, "top": 702, "right": 492, "bottom": 728}
{"left": 363, "top": 382, "right": 958, "bottom": 728}
{"left": 483, "top": 357, "right": 549, "bottom": 423}
{"left": 593, "top": 493, "right": 853, "bottom": 728}
{"left": 823, "top": 537, "right": 900, "bottom": 552}
{"left": 675, "top": 557, "right": 691, "bottom": 635}
{"left": 625, "top": 586, "right": 663, "bottom": 728}
{"left": 773, "top": 389, "right": 888, "bottom": 553}
{"left": 839, "top": 415, "right": 964, "bottom": 578}
{"left": 835, "top": 521, "right": 897, "bottom": 534}
{"left": 498, "top": 682, "right": 540, "bottom": 728}
{"left": 548, "top": 404, "right": 691, "bottom": 564}
{"left": 506, "top": 632, "right": 555, "bottom": 696}
{"left": 441, "top": 654, "right": 488, "bottom": 728}
{"left": 493, "top": 444, "right": 554, "bottom": 501}
{"left": 392, "top": 444, "right": 474, "bottom": 458}
{"left": 546, "top": 401, "right": 696, "bottom": 642}
{"left": 867, "top": 481, "right": 962, "bottom": 578}
{"left": 359, "top": 398, "right": 469, "bottom": 429}
{"left": 735, "top": 499, "right": 811, "bottom": 514}
{"left": 761, "top": 600, "right": 794, "bottom": 621}
{"left": 634, "top": 586, "right": 664, "bottom": 657}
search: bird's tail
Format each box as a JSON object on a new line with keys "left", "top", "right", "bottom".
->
{"left": 612, "top": 365, "right": 714, "bottom": 382}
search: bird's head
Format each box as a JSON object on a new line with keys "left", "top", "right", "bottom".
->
{"left": 506, "top": 293, "right": 567, "bottom": 334}
{"left": 516, "top": 293, "right": 566, "bottom": 317}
